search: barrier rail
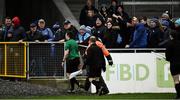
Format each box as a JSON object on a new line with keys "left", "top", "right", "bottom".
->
{"left": 28, "top": 42, "right": 64, "bottom": 78}
{"left": 0, "top": 42, "right": 166, "bottom": 79}
{"left": 0, "top": 42, "right": 26, "bottom": 78}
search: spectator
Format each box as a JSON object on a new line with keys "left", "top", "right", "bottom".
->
{"left": 8, "top": 16, "right": 26, "bottom": 42}
{"left": 147, "top": 18, "right": 164, "bottom": 48}
{"left": 112, "top": 11, "right": 131, "bottom": 48}
{"left": 79, "top": 0, "right": 99, "bottom": 25}
{"left": 114, "top": 5, "right": 130, "bottom": 23}
{"left": 161, "top": 11, "right": 174, "bottom": 29}
{"left": 139, "top": 16, "right": 148, "bottom": 27}
{"left": 1, "top": 17, "right": 12, "bottom": 41}
{"left": 77, "top": 25, "right": 91, "bottom": 44}
{"left": 0, "top": 21, "right": 4, "bottom": 41}
{"left": 158, "top": 20, "right": 171, "bottom": 47}
{"left": 104, "top": 21, "right": 118, "bottom": 48}
{"left": 54, "top": 20, "right": 78, "bottom": 42}
{"left": 52, "top": 22, "right": 60, "bottom": 34}
{"left": 128, "top": 17, "right": 148, "bottom": 48}
{"left": 92, "top": 17, "right": 106, "bottom": 43}
{"left": 37, "top": 19, "right": 54, "bottom": 42}
{"left": 175, "top": 18, "right": 180, "bottom": 33}
{"left": 99, "top": 4, "right": 108, "bottom": 21}
{"left": 84, "top": 10, "right": 97, "bottom": 27}
{"left": 107, "top": 0, "right": 118, "bottom": 16}
{"left": 24, "top": 23, "right": 44, "bottom": 42}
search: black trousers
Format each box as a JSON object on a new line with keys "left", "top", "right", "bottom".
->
{"left": 84, "top": 76, "right": 109, "bottom": 93}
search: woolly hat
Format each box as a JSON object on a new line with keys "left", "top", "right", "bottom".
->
{"left": 161, "top": 20, "right": 169, "bottom": 27}
{"left": 175, "top": 18, "right": 180, "bottom": 26}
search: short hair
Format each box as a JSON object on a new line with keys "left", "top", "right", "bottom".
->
{"left": 89, "top": 36, "right": 96, "bottom": 43}
{"left": 5, "top": 17, "right": 11, "bottom": 20}
{"left": 66, "top": 31, "right": 74, "bottom": 39}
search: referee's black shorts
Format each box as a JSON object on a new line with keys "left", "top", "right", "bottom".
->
{"left": 66, "top": 57, "right": 80, "bottom": 73}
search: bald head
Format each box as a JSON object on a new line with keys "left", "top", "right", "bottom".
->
{"left": 89, "top": 36, "right": 96, "bottom": 43}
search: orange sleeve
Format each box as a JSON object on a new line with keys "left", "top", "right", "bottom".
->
{"left": 96, "top": 41, "right": 110, "bottom": 57}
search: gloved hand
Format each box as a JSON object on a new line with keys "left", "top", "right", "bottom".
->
{"left": 106, "top": 55, "right": 113, "bottom": 66}
{"left": 108, "top": 60, "right": 113, "bottom": 66}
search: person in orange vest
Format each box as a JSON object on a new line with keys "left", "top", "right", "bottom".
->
{"left": 82, "top": 37, "right": 113, "bottom": 95}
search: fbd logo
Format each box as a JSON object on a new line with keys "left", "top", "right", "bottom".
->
{"left": 157, "top": 58, "right": 174, "bottom": 88}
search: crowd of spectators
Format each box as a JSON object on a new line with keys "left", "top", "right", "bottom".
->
{"left": 1, "top": 0, "right": 180, "bottom": 48}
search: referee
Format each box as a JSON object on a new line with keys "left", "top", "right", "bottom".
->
{"left": 165, "top": 30, "right": 180, "bottom": 99}
{"left": 62, "top": 31, "right": 80, "bottom": 93}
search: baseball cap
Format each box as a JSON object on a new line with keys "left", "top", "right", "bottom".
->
{"left": 63, "top": 20, "right": 71, "bottom": 25}
{"left": 30, "top": 23, "right": 37, "bottom": 27}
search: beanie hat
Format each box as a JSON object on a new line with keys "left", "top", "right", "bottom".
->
{"left": 161, "top": 20, "right": 169, "bottom": 27}
{"left": 12, "top": 16, "right": 21, "bottom": 27}
{"left": 79, "top": 25, "right": 86, "bottom": 31}
{"left": 175, "top": 18, "right": 180, "bottom": 26}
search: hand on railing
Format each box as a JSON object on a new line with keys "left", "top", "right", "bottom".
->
{"left": 58, "top": 39, "right": 65, "bottom": 43}
{"left": 35, "top": 40, "right": 40, "bottom": 43}
{"left": 61, "top": 61, "right": 64, "bottom": 68}
{"left": 125, "top": 45, "right": 130, "bottom": 48}
{"left": 44, "top": 40, "right": 48, "bottom": 42}
{"left": 18, "top": 40, "right": 23, "bottom": 43}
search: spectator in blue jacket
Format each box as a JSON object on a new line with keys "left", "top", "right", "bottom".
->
{"left": 77, "top": 25, "right": 91, "bottom": 44}
{"left": 37, "top": 19, "right": 54, "bottom": 42}
{"left": 129, "top": 17, "right": 147, "bottom": 48}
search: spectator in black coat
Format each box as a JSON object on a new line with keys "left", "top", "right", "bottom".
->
{"left": 104, "top": 21, "right": 118, "bottom": 48}
{"left": 147, "top": 18, "right": 164, "bottom": 48}
{"left": 159, "top": 20, "right": 171, "bottom": 47}
{"left": 165, "top": 30, "right": 180, "bottom": 99}
{"left": 92, "top": 17, "right": 106, "bottom": 43}
{"left": 84, "top": 10, "right": 97, "bottom": 27}
{"left": 99, "top": 5, "right": 108, "bottom": 21}
{"left": 8, "top": 16, "right": 26, "bottom": 42}
{"left": 1, "top": 17, "right": 12, "bottom": 41}
{"left": 24, "top": 23, "right": 44, "bottom": 42}
{"left": 54, "top": 20, "right": 78, "bottom": 42}
{"left": 0, "top": 21, "right": 4, "bottom": 41}
{"left": 79, "top": 0, "right": 98, "bottom": 25}
{"left": 107, "top": 0, "right": 118, "bottom": 16}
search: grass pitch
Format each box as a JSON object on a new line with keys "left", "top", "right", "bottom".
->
{"left": 11, "top": 93, "right": 176, "bottom": 99}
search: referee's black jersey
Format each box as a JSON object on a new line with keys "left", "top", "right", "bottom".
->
{"left": 166, "top": 40, "right": 180, "bottom": 75}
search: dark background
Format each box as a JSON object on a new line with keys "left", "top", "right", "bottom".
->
{"left": 5, "top": 0, "right": 64, "bottom": 30}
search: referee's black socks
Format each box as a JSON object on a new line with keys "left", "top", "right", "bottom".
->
{"left": 70, "top": 78, "right": 79, "bottom": 90}
{"left": 175, "top": 83, "right": 180, "bottom": 98}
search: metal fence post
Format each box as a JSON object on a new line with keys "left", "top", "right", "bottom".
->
{"left": 26, "top": 43, "right": 29, "bottom": 80}
{"left": 63, "top": 43, "right": 67, "bottom": 79}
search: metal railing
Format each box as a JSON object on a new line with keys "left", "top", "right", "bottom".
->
{"left": 27, "top": 42, "right": 65, "bottom": 78}
{"left": 0, "top": 42, "right": 26, "bottom": 78}
{"left": 0, "top": 42, "right": 166, "bottom": 79}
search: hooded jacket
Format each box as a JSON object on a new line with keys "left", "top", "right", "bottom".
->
{"left": 130, "top": 23, "right": 148, "bottom": 48}
{"left": 8, "top": 16, "right": 25, "bottom": 41}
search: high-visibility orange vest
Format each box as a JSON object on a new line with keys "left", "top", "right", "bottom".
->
{"left": 96, "top": 41, "right": 110, "bottom": 57}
